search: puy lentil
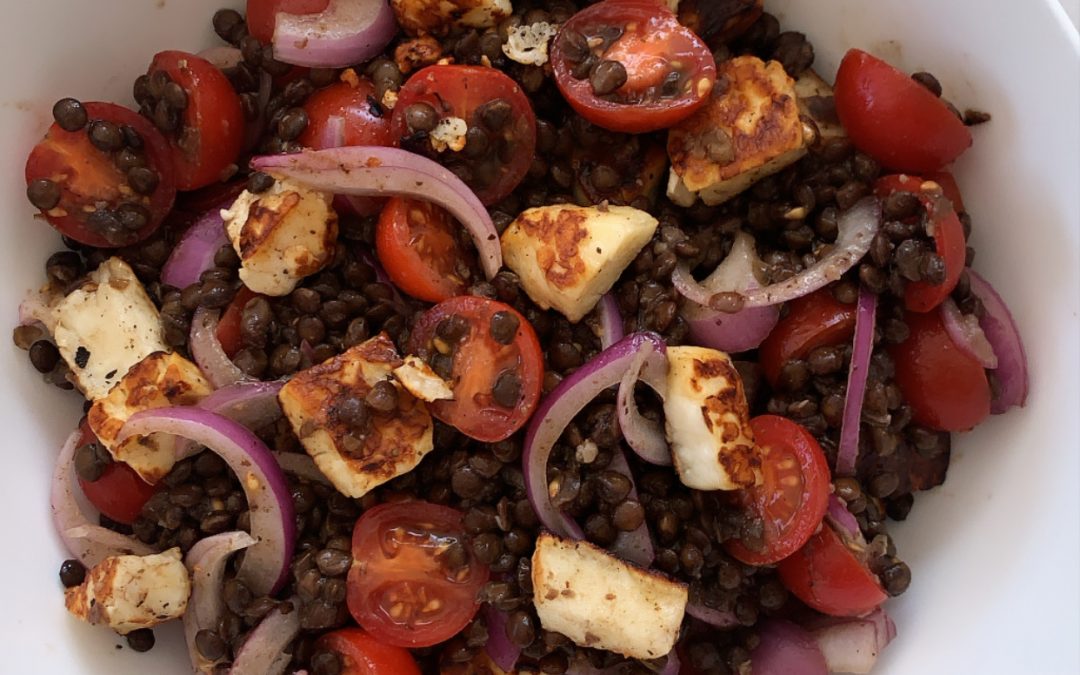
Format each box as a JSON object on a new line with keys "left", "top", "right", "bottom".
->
{"left": 52, "top": 98, "right": 88, "bottom": 131}
{"left": 59, "top": 559, "right": 86, "bottom": 588}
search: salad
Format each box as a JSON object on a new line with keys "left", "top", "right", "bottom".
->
{"left": 13, "top": 0, "right": 1030, "bottom": 673}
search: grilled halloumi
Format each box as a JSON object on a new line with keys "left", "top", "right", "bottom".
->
{"left": 221, "top": 175, "right": 338, "bottom": 296}
{"left": 663, "top": 346, "right": 760, "bottom": 491}
{"left": 393, "top": 356, "right": 454, "bottom": 402}
{"left": 87, "top": 351, "right": 212, "bottom": 484}
{"left": 391, "top": 0, "right": 512, "bottom": 36}
{"left": 667, "top": 56, "right": 808, "bottom": 207}
{"left": 51, "top": 257, "right": 168, "bottom": 400}
{"left": 531, "top": 533, "right": 688, "bottom": 660}
{"left": 278, "top": 334, "right": 434, "bottom": 498}
{"left": 501, "top": 204, "right": 659, "bottom": 322}
{"left": 795, "top": 68, "right": 845, "bottom": 140}
{"left": 65, "top": 548, "right": 189, "bottom": 635}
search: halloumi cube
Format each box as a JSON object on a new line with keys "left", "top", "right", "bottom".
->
{"left": 391, "top": 0, "right": 512, "bottom": 36}
{"left": 51, "top": 257, "right": 168, "bottom": 400}
{"left": 531, "top": 533, "right": 688, "bottom": 660}
{"left": 501, "top": 204, "right": 659, "bottom": 322}
{"left": 221, "top": 175, "right": 338, "bottom": 296}
{"left": 87, "top": 351, "right": 212, "bottom": 484}
{"left": 278, "top": 334, "right": 434, "bottom": 498}
{"left": 64, "top": 548, "right": 189, "bottom": 635}
{"left": 664, "top": 346, "right": 760, "bottom": 491}
{"left": 667, "top": 56, "right": 807, "bottom": 207}
{"left": 795, "top": 68, "right": 844, "bottom": 140}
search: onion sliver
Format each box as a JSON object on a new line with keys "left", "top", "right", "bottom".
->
{"left": 750, "top": 619, "right": 828, "bottom": 675}
{"left": 686, "top": 597, "right": 739, "bottom": 629}
{"left": 190, "top": 306, "right": 251, "bottom": 389}
{"left": 967, "top": 269, "right": 1029, "bottom": 413}
{"left": 273, "top": 0, "right": 397, "bottom": 68}
{"left": 606, "top": 447, "right": 655, "bottom": 567}
{"left": 808, "top": 608, "right": 897, "bottom": 675}
{"left": 483, "top": 604, "right": 521, "bottom": 672}
{"left": 824, "top": 494, "right": 861, "bottom": 539}
{"left": 616, "top": 338, "right": 671, "bottom": 466}
{"left": 941, "top": 297, "right": 998, "bottom": 368}
{"left": 161, "top": 207, "right": 229, "bottom": 290}
{"left": 119, "top": 407, "right": 296, "bottom": 596}
{"left": 596, "top": 292, "right": 624, "bottom": 350}
{"left": 199, "top": 380, "right": 284, "bottom": 429}
{"left": 230, "top": 597, "right": 302, "bottom": 675}
{"left": 184, "top": 530, "right": 256, "bottom": 674}
{"left": 835, "top": 286, "right": 877, "bottom": 477}
{"left": 523, "top": 332, "right": 666, "bottom": 539}
{"left": 252, "top": 147, "right": 502, "bottom": 279}
{"left": 197, "top": 45, "right": 243, "bottom": 70}
{"left": 272, "top": 451, "right": 331, "bottom": 485}
{"left": 50, "top": 429, "right": 151, "bottom": 567}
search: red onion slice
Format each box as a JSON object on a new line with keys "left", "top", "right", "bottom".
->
{"left": 967, "top": 270, "right": 1029, "bottom": 413}
{"left": 835, "top": 286, "right": 878, "bottom": 477}
{"left": 686, "top": 599, "right": 739, "bottom": 629}
{"left": 161, "top": 207, "right": 229, "bottom": 290}
{"left": 750, "top": 620, "right": 828, "bottom": 675}
{"left": 177, "top": 380, "right": 286, "bottom": 461}
{"left": 523, "top": 332, "right": 666, "bottom": 539}
{"left": 272, "top": 451, "right": 331, "bottom": 485}
{"left": 596, "top": 292, "right": 624, "bottom": 350}
{"left": 941, "top": 297, "right": 998, "bottom": 369}
{"left": 190, "top": 306, "right": 252, "bottom": 389}
{"left": 118, "top": 407, "right": 296, "bottom": 596}
{"left": 606, "top": 447, "right": 655, "bottom": 567}
{"left": 251, "top": 147, "right": 501, "bottom": 278}
{"left": 50, "top": 430, "right": 151, "bottom": 567}
{"left": 616, "top": 339, "right": 671, "bottom": 466}
{"left": 483, "top": 604, "right": 521, "bottom": 672}
{"left": 808, "top": 608, "right": 897, "bottom": 674}
{"left": 273, "top": 0, "right": 397, "bottom": 68}
{"left": 183, "top": 530, "right": 257, "bottom": 673}
{"left": 230, "top": 597, "right": 302, "bottom": 675}
{"left": 825, "top": 494, "right": 861, "bottom": 539}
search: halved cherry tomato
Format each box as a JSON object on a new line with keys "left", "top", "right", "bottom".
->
{"left": 834, "top": 49, "right": 972, "bottom": 173}
{"left": 216, "top": 287, "right": 259, "bottom": 359}
{"left": 777, "top": 524, "right": 888, "bottom": 617}
{"left": 346, "top": 501, "right": 489, "bottom": 648}
{"left": 759, "top": 289, "right": 857, "bottom": 388}
{"left": 147, "top": 51, "right": 245, "bottom": 191}
{"left": 551, "top": 0, "right": 717, "bottom": 133}
{"left": 875, "top": 174, "right": 966, "bottom": 313}
{"left": 299, "top": 79, "right": 394, "bottom": 150}
{"left": 407, "top": 297, "right": 543, "bottom": 442}
{"left": 25, "top": 102, "right": 176, "bottom": 247}
{"left": 316, "top": 628, "right": 421, "bottom": 675}
{"left": 925, "top": 170, "right": 965, "bottom": 213}
{"left": 75, "top": 424, "right": 160, "bottom": 525}
{"left": 391, "top": 65, "right": 536, "bottom": 205}
{"left": 376, "top": 198, "right": 478, "bottom": 303}
{"left": 246, "top": 0, "right": 329, "bottom": 43}
{"left": 889, "top": 307, "right": 991, "bottom": 432}
{"left": 724, "top": 415, "right": 830, "bottom": 566}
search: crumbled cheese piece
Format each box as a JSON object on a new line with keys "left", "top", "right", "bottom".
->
{"left": 430, "top": 116, "right": 469, "bottom": 152}
{"left": 502, "top": 22, "right": 559, "bottom": 66}
{"left": 393, "top": 355, "right": 454, "bottom": 402}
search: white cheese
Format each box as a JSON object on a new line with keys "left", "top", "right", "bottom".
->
{"left": 430, "top": 116, "right": 469, "bottom": 153}
{"left": 393, "top": 355, "right": 454, "bottom": 402}
{"left": 503, "top": 22, "right": 559, "bottom": 66}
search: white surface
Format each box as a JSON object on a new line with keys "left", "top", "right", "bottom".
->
{"left": 0, "top": 0, "right": 1077, "bottom": 673}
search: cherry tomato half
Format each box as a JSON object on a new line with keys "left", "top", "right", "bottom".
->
{"left": 25, "top": 102, "right": 177, "bottom": 247}
{"left": 300, "top": 79, "right": 394, "bottom": 150}
{"left": 376, "top": 197, "right": 478, "bottom": 303}
{"left": 215, "top": 287, "right": 259, "bottom": 359}
{"left": 724, "top": 415, "right": 830, "bottom": 566}
{"left": 759, "top": 289, "right": 857, "bottom": 388}
{"left": 777, "top": 524, "right": 888, "bottom": 617}
{"left": 246, "top": 0, "right": 329, "bottom": 43}
{"left": 347, "top": 501, "right": 489, "bottom": 648}
{"left": 391, "top": 65, "right": 537, "bottom": 206}
{"left": 834, "top": 49, "right": 972, "bottom": 173}
{"left": 889, "top": 307, "right": 991, "bottom": 432}
{"left": 407, "top": 296, "right": 543, "bottom": 442}
{"left": 145, "top": 51, "right": 245, "bottom": 191}
{"left": 875, "top": 174, "right": 966, "bottom": 313}
{"left": 315, "top": 628, "right": 421, "bottom": 675}
{"left": 75, "top": 424, "right": 161, "bottom": 525}
{"left": 551, "top": 0, "right": 717, "bottom": 133}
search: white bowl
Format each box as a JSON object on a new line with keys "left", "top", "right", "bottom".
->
{"left": 1, "top": 1, "right": 1077, "bottom": 673}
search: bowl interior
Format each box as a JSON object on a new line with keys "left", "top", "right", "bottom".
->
{"left": 0, "top": 1, "right": 1077, "bottom": 673}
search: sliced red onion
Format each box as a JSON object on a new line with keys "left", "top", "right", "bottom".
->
{"left": 197, "top": 46, "right": 243, "bottom": 70}
{"left": 676, "top": 198, "right": 881, "bottom": 311}
{"left": 230, "top": 597, "right": 302, "bottom": 675}
{"left": 606, "top": 447, "right": 655, "bottom": 567}
{"left": 177, "top": 381, "right": 286, "bottom": 461}
{"left": 750, "top": 620, "right": 828, "bottom": 675}
{"left": 967, "top": 270, "right": 1029, "bottom": 413}
{"left": 825, "top": 494, "right": 861, "bottom": 539}
{"left": 685, "top": 596, "right": 739, "bottom": 629}
{"left": 835, "top": 286, "right": 878, "bottom": 477}
{"left": 50, "top": 430, "right": 152, "bottom": 568}
{"left": 118, "top": 407, "right": 296, "bottom": 596}
{"left": 190, "top": 306, "right": 252, "bottom": 389}
{"left": 679, "top": 232, "right": 781, "bottom": 353}
{"left": 183, "top": 530, "right": 257, "bottom": 674}
{"left": 273, "top": 0, "right": 397, "bottom": 68}
{"left": 483, "top": 604, "right": 521, "bottom": 672}
{"left": 616, "top": 338, "right": 671, "bottom": 466}
{"left": 596, "top": 293, "right": 624, "bottom": 350}
{"left": 272, "top": 451, "right": 331, "bottom": 485}
{"left": 252, "top": 147, "right": 501, "bottom": 278}
{"left": 524, "top": 332, "right": 666, "bottom": 539}
{"left": 941, "top": 297, "right": 998, "bottom": 369}
{"left": 808, "top": 608, "right": 897, "bottom": 675}
{"left": 356, "top": 248, "right": 409, "bottom": 312}
{"left": 161, "top": 207, "right": 228, "bottom": 290}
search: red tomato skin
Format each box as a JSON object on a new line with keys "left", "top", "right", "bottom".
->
{"left": 246, "top": 0, "right": 330, "bottom": 43}
{"left": 375, "top": 197, "right": 473, "bottom": 303}
{"left": 75, "top": 423, "right": 161, "bottom": 525}
{"left": 24, "top": 102, "right": 176, "bottom": 248}
{"left": 834, "top": 49, "right": 972, "bottom": 173}
{"left": 216, "top": 287, "right": 259, "bottom": 359}
{"left": 150, "top": 51, "right": 245, "bottom": 191}
{"left": 759, "top": 290, "right": 857, "bottom": 388}
{"left": 316, "top": 628, "right": 421, "bottom": 675}
{"left": 778, "top": 525, "right": 889, "bottom": 617}
{"left": 551, "top": 0, "right": 716, "bottom": 133}
{"left": 724, "top": 415, "right": 830, "bottom": 566}
{"left": 889, "top": 308, "right": 991, "bottom": 432}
